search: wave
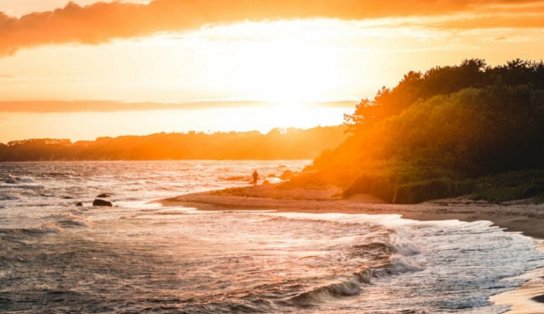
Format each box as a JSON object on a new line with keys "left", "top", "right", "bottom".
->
{"left": 0, "top": 193, "right": 21, "bottom": 201}
{"left": 15, "top": 176, "right": 34, "bottom": 183}
{"left": 220, "top": 175, "right": 250, "bottom": 181}
{"left": 1, "top": 174, "right": 34, "bottom": 184}
{"left": 0, "top": 224, "right": 63, "bottom": 237}
{"left": 283, "top": 229, "right": 422, "bottom": 308}
{"left": 287, "top": 277, "right": 363, "bottom": 307}
{"left": 43, "top": 171, "right": 76, "bottom": 178}
{"left": 152, "top": 300, "right": 272, "bottom": 314}
{"left": 26, "top": 224, "right": 64, "bottom": 234}
{"left": 147, "top": 209, "right": 190, "bottom": 216}
{"left": 0, "top": 183, "right": 44, "bottom": 190}
{"left": 264, "top": 215, "right": 378, "bottom": 230}
{"left": 284, "top": 257, "right": 419, "bottom": 308}
{"left": 56, "top": 214, "right": 92, "bottom": 228}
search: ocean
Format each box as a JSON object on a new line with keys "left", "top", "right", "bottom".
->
{"left": 1, "top": 161, "right": 543, "bottom": 313}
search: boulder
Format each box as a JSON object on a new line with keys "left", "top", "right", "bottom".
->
{"left": 96, "top": 193, "right": 112, "bottom": 198}
{"left": 4, "top": 175, "right": 17, "bottom": 184}
{"left": 93, "top": 199, "right": 112, "bottom": 207}
{"left": 75, "top": 202, "right": 83, "bottom": 207}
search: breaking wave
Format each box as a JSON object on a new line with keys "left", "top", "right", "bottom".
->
{"left": 0, "top": 161, "right": 543, "bottom": 313}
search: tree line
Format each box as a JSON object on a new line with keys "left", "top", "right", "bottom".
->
{"left": 309, "top": 59, "right": 544, "bottom": 203}
{"left": 0, "top": 126, "right": 346, "bottom": 161}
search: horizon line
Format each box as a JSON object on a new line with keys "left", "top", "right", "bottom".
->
{"left": 0, "top": 99, "right": 358, "bottom": 113}
{"left": 0, "top": 124, "right": 347, "bottom": 145}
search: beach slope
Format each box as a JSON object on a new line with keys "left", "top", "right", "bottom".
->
{"left": 162, "top": 184, "right": 544, "bottom": 239}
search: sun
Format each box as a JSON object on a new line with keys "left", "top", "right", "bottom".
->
{"left": 245, "top": 40, "right": 339, "bottom": 103}
{"left": 177, "top": 20, "right": 346, "bottom": 104}
{"left": 116, "top": 21, "right": 346, "bottom": 104}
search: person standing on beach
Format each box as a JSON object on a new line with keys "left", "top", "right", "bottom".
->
{"left": 252, "top": 170, "right": 260, "bottom": 185}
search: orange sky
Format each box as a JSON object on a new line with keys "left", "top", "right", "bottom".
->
{"left": 0, "top": 0, "right": 543, "bottom": 142}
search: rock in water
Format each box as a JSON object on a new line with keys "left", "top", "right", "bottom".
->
{"left": 93, "top": 199, "right": 112, "bottom": 207}
{"left": 4, "top": 175, "right": 17, "bottom": 184}
{"left": 97, "top": 193, "right": 112, "bottom": 198}
{"left": 75, "top": 202, "right": 83, "bottom": 207}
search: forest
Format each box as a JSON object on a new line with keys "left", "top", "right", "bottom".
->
{"left": 308, "top": 59, "right": 544, "bottom": 203}
{"left": 0, "top": 126, "right": 346, "bottom": 161}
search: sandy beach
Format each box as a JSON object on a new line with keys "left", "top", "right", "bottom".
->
{"left": 162, "top": 183, "right": 544, "bottom": 313}
{"left": 162, "top": 184, "right": 544, "bottom": 239}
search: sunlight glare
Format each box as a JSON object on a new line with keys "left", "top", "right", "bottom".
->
{"left": 245, "top": 41, "right": 338, "bottom": 103}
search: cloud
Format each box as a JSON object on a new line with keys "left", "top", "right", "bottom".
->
{"left": 0, "top": 100, "right": 261, "bottom": 113}
{"left": 430, "top": 14, "right": 544, "bottom": 29}
{"left": 0, "top": 0, "right": 543, "bottom": 56}
{"left": 0, "top": 100, "right": 357, "bottom": 112}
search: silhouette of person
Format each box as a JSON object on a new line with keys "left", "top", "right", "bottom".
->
{"left": 252, "top": 170, "right": 259, "bottom": 185}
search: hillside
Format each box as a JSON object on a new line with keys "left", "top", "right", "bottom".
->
{"left": 307, "top": 59, "right": 544, "bottom": 203}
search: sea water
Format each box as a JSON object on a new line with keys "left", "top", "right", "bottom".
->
{"left": 0, "top": 161, "right": 543, "bottom": 313}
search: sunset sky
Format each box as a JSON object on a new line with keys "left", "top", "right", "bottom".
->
{"left": 1, "top": 0, "right": 544, "bottom": 142}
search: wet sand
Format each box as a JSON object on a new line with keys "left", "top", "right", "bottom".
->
{"left": 161, "top": 184, "right": 544, "bottom": 313}
{"left": 491, "top": 241, "right": 544, "bottom": 313}
{"left": 161, "top": 184, "right": 544, "bottom": 239}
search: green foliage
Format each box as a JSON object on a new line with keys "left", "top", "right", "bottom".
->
{"left": 345, "top": 58, "right": 544, "bottom": 128}
{"left": 394, "top": 179, "right": 474, "bottom": 204}
{"left": 342, "top": 174, "right": 396, "bottom": 201}
{"left": 342, "top": 169, "right": 474, "bottom": 204}
{"left": 317, "top": 59, "right": 544, "bottom": 203}
{"left": 472, "top": 170, "right": 544, "bottom": 203}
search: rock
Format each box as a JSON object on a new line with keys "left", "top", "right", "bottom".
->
{"left": 93, "top": 199, "right": 112, "bottom": 207}
{"left": 75, "top": 202, "right": 83, "bottom": 207}
{"left": 4, "top": 175, "right": 17, "bottom": 184}
{"left": 96, "top": 193, "right": 112, "bottom": 198}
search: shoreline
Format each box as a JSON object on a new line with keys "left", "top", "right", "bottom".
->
{"left": 161, "top": 184, "right": 544, "bottom": 313}
{"left": 161, "top": 185, "right": 544, "bottom": 239}
{"left": 491, "top": 241, "right": 544, "bottom": 314}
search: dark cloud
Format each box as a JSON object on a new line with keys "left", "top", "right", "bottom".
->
{"left": 0, "top": 0, "right": 543, "bottom": 55}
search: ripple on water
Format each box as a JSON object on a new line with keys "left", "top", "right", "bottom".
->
{"left": 0, "top": 161, "right": 542, "bottom": 313}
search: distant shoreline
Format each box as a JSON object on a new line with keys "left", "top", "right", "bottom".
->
{"left": 0, "top": 126, "right": 347, "bottom": 161}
